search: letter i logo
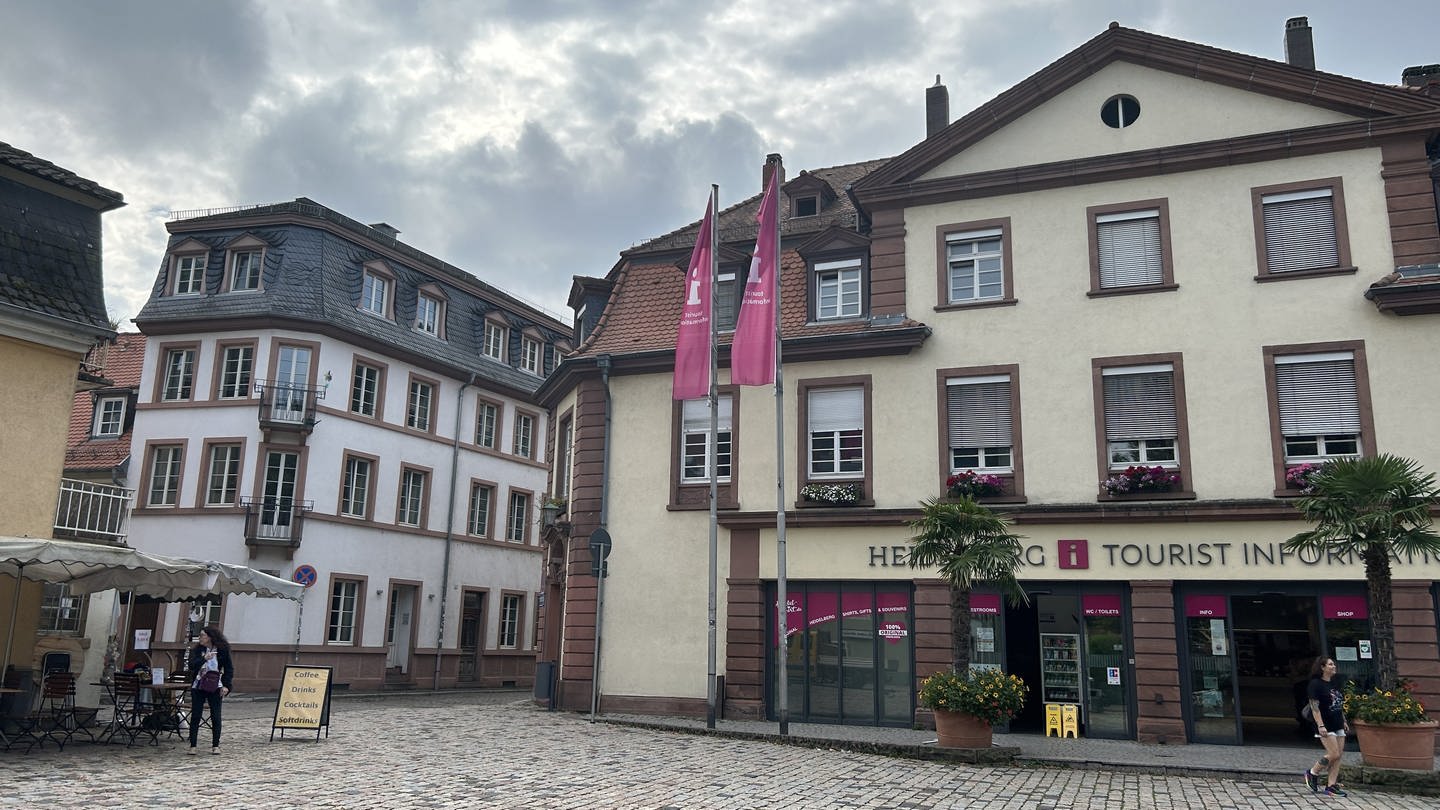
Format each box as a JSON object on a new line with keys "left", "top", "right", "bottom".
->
{"left": 1058, "top": 539, "right": 1089, "bottom": 570}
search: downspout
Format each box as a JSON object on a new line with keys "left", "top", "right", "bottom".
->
{"left": 433, "top": 372, "right": 476, "bottom": 691}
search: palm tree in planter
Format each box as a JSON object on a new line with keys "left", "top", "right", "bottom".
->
{"left": 1282, "top": 454, "right": 1440, "bottom": 769}
{"left": 908, "top": 495, "right": 1029, "bottom": 747}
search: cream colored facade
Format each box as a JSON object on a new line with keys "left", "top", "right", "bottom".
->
{"left": 541, "top": 24, "right": 1440, "bottom": 743}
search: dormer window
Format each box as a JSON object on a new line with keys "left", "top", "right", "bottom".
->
{"left": 793, "top": 195, "right": 819, "bottom": 217}
{"left": 222, "top": 234, "right": 269, "bottom": 293}
{"left": 812, "top": 259, "right": 864, "bottom": 321}
{"left": 521, "top": 335, "right": 542, "bottom": 375}
{"left": 167, "top": 240, "right": 211, "bottom": 297}
{"left": 715, "top": 270, "right": 738, "bottom": 331}
{"left": 92, "top": 395, "right": 126, "bottom": 438}
{"left": 484, "top": 320, "right": 507, "bottom": 361}
{"left": 414, "top": 284, "right": 447, "bottom": 338}
{"left": 359, "top": 261, "right": 395, "bottom": 319}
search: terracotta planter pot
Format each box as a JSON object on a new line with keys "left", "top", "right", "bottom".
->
{"left": 933, "top": 708, "right": 993, "bottom": 749}
{"left": 1352, "top": 719, "right": 1439, "bottom": 770}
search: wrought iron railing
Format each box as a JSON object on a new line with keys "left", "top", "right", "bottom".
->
{"left": 241, "top": 496, "right": 314, "bottom": 547}
{"left": 254, "top": 380, "right": 325, "bottom": 430}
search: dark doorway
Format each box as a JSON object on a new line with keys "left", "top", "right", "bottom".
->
{"left": 1005, "top": 598, "right": 1042, "bottom": 732}
{"left": 1231, "top": 594, "right": 1319, "bottom": 744}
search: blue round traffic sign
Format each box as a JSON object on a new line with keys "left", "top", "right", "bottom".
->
{"left": 293, "top": 564, "right": 318, "bottom": 588}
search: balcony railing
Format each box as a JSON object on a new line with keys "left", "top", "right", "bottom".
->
{"left": 241, "top": 496, "right": 314, "bottom": 555}
{"left": 53, "top": 478, "right": 134, "bottom": 543}
{"left": 254, "top": 380, "right": 325, "bottom": 432}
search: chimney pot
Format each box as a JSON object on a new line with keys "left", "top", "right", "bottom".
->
{"left": 1402, "top": 64, "right": 1440, "bottom": 96}
{"left": 1284, "top": 16, "right": 1315, "bottom": 70}
{"left": 762, "top": 153, "right": 784, "bottom": 193}
{"left": 926, "top": 76, "right": 950, "bottom": 138}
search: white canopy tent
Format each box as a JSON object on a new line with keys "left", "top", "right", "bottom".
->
{"left": 0, "top": 537, "right": 303, "bottom": 678}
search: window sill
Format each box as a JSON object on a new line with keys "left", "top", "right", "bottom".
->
{"left": 795, "top": 498, "right": 875, "bottom": 509}
{"left": 1254, "top": 265, "right": 1357, "bottom": 283}
{"left": 1087, "top": 283, "right": 1179, "bottom": 298}
{"left": 1097, "top": 490, "right": 1196, "bottom": 502}
{"left": 806, "top": 315, "right": 868, "bottom": 326}
{"left": 934, "top": 298, "right": 1018, "bottom": 312}
{"left": 942, "top": 495, "right": 1028, "bottom": 505}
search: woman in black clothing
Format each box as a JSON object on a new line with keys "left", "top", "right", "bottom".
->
{"left": 187, "top": 626, "right": 234, "bottom": 755}
{"left": 1303, "top": 656, "right": 1349, "bottom": 797}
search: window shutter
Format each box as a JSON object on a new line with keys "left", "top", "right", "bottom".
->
{"left": 1103, "top": 367, "right": 1176, "bottom": 440}
{"left": 947, "top": 378, "right": 1012, "bottom": 447}
{"left": 808, "top": 387, "right": 862, "bottom": 432}
{"left": 1275, "top": 354, "right": 1359, "bottom": 435}
{"left": 682, "top": 396, "right": 732, "bottom": 431}
{"left": 1262, "top": 190, "right": 1338, "bottom": 273}
{"left": 1096, "top": 211, "right": 1162, "bottom": 287}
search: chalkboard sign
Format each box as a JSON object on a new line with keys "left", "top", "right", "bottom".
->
{"left": 270, "top": 665, "right": 333, "bottom": 741}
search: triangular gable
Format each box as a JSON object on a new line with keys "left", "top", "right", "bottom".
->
{"left": 223, "top": 232, "right": 270, "bottom": 250}
{"left": 859, "top": 23, "right": 1440, "bottom": 191}
{"left": 796, "top": 226, "right": 871, "bottom": 258}
{"left": 170, "top": 237, "right": 211, "bottom": 254}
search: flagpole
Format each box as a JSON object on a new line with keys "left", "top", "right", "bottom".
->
{"left": 705, "top": 183, "right": 720, "bottom": 731}
{"left": 771, "top": 176, "right": 789, "bottom": 737}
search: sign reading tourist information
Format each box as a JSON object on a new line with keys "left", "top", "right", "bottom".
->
{"left": 270, "top": 665, "right": 334, "bottom": 741}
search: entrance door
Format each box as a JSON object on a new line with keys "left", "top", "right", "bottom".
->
{"left": 1233, "top": 594, "right": 1317, "bottom": 744}
{"left": 259, "top": 450, "right": 299, "bottom": 538}
{"left": 1081, "top": 595, "right": 1131, "bottom": 739}
{"left": 1184, "top": 595, "right": 1239, "bottom": 744}
{"left": 458, "top": 591, "right": 484, "bottom": 682}
{"left": 385, "top": 585, "right": 415, "bottom": 674}
{"left": 771, "top": 582, "right": 913, "bottom": 726}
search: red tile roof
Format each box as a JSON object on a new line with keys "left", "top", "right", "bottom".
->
{"left": 65, "top": 333, "right": 145, "bottom": 473}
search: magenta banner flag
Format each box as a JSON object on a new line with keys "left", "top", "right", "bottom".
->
{"left": 672, "top": 196, "right": 715, "bottom": 400}
{"left": 730, "top": 173, "right": 779, "bottom": 385}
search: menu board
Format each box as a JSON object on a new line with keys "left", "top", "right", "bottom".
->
{"left": 270, "top": 665, "right": 334, "bottom": 741}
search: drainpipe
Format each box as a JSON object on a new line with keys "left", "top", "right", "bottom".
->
{"left": 433, "top": 372, "right": 476, "bottom": 691}
{"left": 589, "top": 354, "right": 612, "bottom": 719}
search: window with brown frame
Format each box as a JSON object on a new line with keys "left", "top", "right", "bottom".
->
{"left": 1251, "top": 179, "right": 1355, "bottom": 280}
{"left": 1087, "top": 200, "right": 1175, "bottom": 295}
{"left": 937, "top": 218, "right": 1014, "bottom": 309}
{"left": 1091, "top": 354, "right": 1194, "bottom": 500}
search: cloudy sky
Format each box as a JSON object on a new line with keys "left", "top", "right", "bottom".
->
{"left": 2, "top": 1, "right": 1434, "bottom": 326}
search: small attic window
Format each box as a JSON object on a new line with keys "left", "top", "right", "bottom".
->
{"left": 793, "top": 195, "right": 819, "bottom": 218}
{"left": 1100, "top": 95, "right": 1140, "bottom": 129}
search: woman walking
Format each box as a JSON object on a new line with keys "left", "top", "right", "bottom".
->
{"left": 1303, "top": 656, "right": 1349, "bottom": 797}
{"left": 187, "top": 626, "right": 234, "bottom": 755}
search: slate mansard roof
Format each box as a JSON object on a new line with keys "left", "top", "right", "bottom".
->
{"left": 134, "top": 198, "right": 570, "bottom": 397}
{"left": 0, "top": 142, "right": 123, "bottom": 338}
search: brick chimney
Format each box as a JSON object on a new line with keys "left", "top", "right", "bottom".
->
{"left": 926, "top": 75, "right": 949, "bottom": 138}
{"left": 1284, "top": 17, "right": 1315, "bottom": 70}
{"left": 762, "top": 153, "right": 784, "bottom": 193}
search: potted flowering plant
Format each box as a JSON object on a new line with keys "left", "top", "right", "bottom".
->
{"left": 1343, "top": 680, "right": 1438, "bottom": 770}
{"left": 1284, "top": 462, "right": 1327, "bottom": 494}
{"left": 1101, "top": 465, "right": 1179, "bottom": 496}
{"left": 917, "top": 668, "right": 1027, "bottom": 747}
{"left": 799, "top": 482, "right": 863, "bottom": 505}
{"left": 946, "top": 471, "right": 1005, "bottom": 499}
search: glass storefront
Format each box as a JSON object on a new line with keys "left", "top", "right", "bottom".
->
{"left": 769, "top": 582, "right": 913, "bottom": 726}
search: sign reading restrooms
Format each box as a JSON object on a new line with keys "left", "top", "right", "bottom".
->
{"left": 270, "top": 665, "right": 334, "bottom": 741}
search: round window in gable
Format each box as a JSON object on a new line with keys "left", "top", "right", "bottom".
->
{"left": 1100, "top": 94, "right": 1141, "bottom": 129}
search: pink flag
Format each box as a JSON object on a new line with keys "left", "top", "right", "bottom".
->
{"left": 672, "top": 196, "right": 715, "bottom": 400}
{"left": 731, "top": 173, "right": 779, "bottom": 385}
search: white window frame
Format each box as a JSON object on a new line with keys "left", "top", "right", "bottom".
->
{"left": 484, "top": 322, "right": 506, "bottom": 361}
{"left": 520, "top": 337, "right": 541, "bottom": 374}
{"left": 230, "top": 250, "right": 262, "bottom": 291}
{"left": 467, "top": 483, "right": 492, "bottom": 537}
{"left": 327, "top": 580, "right": 359, "bottom": 644}
{"left": 1096, "top": 209, "right": 1163, "bottom": 288}
{"left": 715, "top": 270, "right": 738, "bottom": 331}
{"left": 398, "top": 469, "right": 426, "bottom": 527}
{"left": 161, "top": 348, "right": 196, "bottom": 401}
{"left": 513, "top": 413, "right": 534, "bottom": 458}
{"left": 499, "top": 593, "right": 522, "bottom": 649}
{"left": 415, "top": 293, "right": 442, "bottom": 336}
{"left": 341, "top": 456, "right": 372, "bottom": 518}
{"left": 361, "top": 270, "right": 390, "bottom": 316}
{"left": 218, "top": 345, "right": 253, "bottom": 400}
{"left": 814, "top": 259, "right": 862, "bottom": 321}
{"left": 680, "top": 396, "right": 732, "bottom": 483}
{"left": 807, "top": 387, "right": 864, "bottom": 478}
{"left": 407, "top": 381, "right": 434, "bottom": 431}
{"left": 350, "top": 363, "right": 380, "bottom": 417}
{"left": 1101, "top": 363, "right": 1179, "bottom": 469}
{"left": 946, "top": 374, "right": 1013, "bottom": 474}
{"left": 147, "top": 445, "right": 183, "bottom": 507}
{"left": 93, "top": 395, "right": 126, "bottom": 437}
{"left": 204, "top": 444, "right": 241, "bottom": 507}
{"left": 475, "top": 401, "right": 498, "bottom": 448}
{"left": 174, "top": 255, "right": 205, "bottom": 295}
{"left": 1275, "top": 351, "right": 1362, "bottom": 463}
{"left": 946, "top": 229, "right": 1004, "bottom": 304}
{"left": 39, "top": 583, "right": 86, "bottom": 635}
{"left": 506, "top": 492, "right": 529, "bottom": 542}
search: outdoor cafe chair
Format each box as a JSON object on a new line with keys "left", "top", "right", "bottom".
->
{"left": 109, "top": 672, "right": 162, "bottom": 747}
{"left": 12, "top": 671, "right": 85, "bottom": 751}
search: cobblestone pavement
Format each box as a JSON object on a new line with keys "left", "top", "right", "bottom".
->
{"left": 1, "top": 693, "right": 1435, "bottom": 809}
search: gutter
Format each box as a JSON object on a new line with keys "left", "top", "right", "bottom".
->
{"left": 434, "top": 372, "right": 476, "bottom": 691}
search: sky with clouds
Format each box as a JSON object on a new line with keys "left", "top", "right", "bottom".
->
{"left": 2, "top": 0, "right": 1434, "bottom": 327}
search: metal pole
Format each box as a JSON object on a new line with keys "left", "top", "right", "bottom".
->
{"left": 705, "top": 184, "right": 721, "bottom": 730}
{"left": 1, "top": 563, "right": 22, "bottom": 679}
{"left": 589, "top": 562, "right": 606, "bottom": 720}
{"left": 772, "top": 181, "right": 789, "bottom": 737}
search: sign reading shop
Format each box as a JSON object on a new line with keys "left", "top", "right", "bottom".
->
{"left": 868, "top": 538, "right": 1440, "bottom": 572}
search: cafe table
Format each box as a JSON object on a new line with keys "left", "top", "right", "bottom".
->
{"left": 148, "top": 682, "right": 193, "bottom": 739}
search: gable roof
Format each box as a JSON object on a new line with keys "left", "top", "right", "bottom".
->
{"left": 857, "top": 22, "right": 1440, "bottom": 192}
{"left": 65, "top": 332, "right": 146, "bottom": 473}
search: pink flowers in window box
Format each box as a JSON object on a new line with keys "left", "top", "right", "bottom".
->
{"left": 946, "top": 471, "right": 1006, "bottom": 499}
{"left": 1101, "top": 465, "right": 1179, "bottom": 495}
